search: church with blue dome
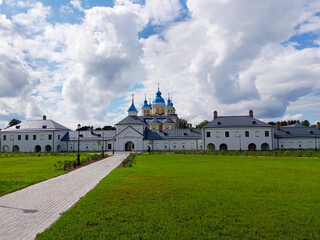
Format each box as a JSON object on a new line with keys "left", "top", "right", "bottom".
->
{"left": 139, "top": 85, "right": 178, "bottom": 130}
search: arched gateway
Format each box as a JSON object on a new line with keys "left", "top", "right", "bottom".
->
{"left": 125, "top": 141, "right": 135, "bottom": 151}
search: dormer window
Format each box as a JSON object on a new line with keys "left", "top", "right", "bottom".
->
{"left": 79, "top": 134, "right": 83, "bottom": 137}
{"left": 252, "top": 121, "right": 256, "bottom": 124}
{"left": 183, "top": 132, "right": 187, "bottom": 136}
{"left": 217, "top": 122, "right": 222, "bottom": 125}
{"left": 15, "top": 125, "right": 20, "bottom": 129}
{"left": 42, "top": 125, "right": 47, "bottom": 129}
{"left": 286, "top": 131, "right": 290, "bottom": 134}
{"left": 97, "top": 134, "right": 101, "bottom": 137}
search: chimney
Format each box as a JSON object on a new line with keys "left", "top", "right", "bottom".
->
{"left": 214, "top": 111, "right": 218, "bottom": 119}
{"left": 189, "top": 124, "right": 192, "bottom": 130}
{"left": 43, "top": 115, "right": 46, "bottom": 120}
{"left": 249, "top": 110, "right": 253, "bottom": 118}
{"left": 317, "top": 122, "right": 320, "bottom": 129}
{"left": 90, "top": 126, "right": 94, "bottom": 134}
{"left": 276, "top": 123, "right": 280, "bottom": 130}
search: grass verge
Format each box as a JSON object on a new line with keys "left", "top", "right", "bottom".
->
{"left": 0, "top": 153, "right": 107, "bottom": 196}
{"left": 37, "top": 155, "right": 320, "bottom": 239}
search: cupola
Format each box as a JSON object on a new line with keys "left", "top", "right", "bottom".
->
{"left": 128, "top": 94, "right": 138, "bottom": 116}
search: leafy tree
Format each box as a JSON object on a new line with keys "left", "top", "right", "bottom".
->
{"left": 77, "top": 126, "right": 91, "bottom": 131}
{"left": 178, "top": 118, "right": 189, "bottom": 129}
{"left": 301, "top": 120, "right": 310, "bottom": 127}
{"left": 102, "top": 125, "right": 116, "bottom": 130}
{"left": 95, "top": 125, "right": 116, "bottom": 130}
{"left": 196, "top": 120, "right": 209, "bottom": 128}
{"left": 8, "top": 119, "right": 21, "bottom": 127}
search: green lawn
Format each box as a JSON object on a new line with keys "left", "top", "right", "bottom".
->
{"left": 37, "top": 155, "right": 320, "bottom": 239}
{"left": 0, "top": 155, "right": 74, "bottom": 196}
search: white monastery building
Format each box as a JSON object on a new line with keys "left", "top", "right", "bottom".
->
{"left": 1, "top": 87, "right": 320, "bottom": 152}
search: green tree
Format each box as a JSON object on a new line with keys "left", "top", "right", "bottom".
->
{"left": 178, "top": 118, "right": 189, "bottom": 129}
{"left": 102, "top": 125, "right": 116, "bottom": 130}
{"left": 196, "top": 120, "right": 209, "bottom": 128}
{"left": 301, "top": 120, "right": 310, "bottom": 127}
{"left": 8, "top": 119, "right": 21, "bottom": 127}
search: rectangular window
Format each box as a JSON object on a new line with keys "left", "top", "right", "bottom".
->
{"left": 235, "top": 131, "right": 240, "bottom": 137}
{"left": 33, "top": 135, "right": 36, "bottom": 140}
{"left": 40, "top": 134, "right": 44, "bottom": 140}
{"left": 265, "top": 131, "right": 269, "bottom": 137}
{"left": 18, "top": 135, "right": 21, "bottom": 140}
{"left": 225, "top": 131, "right": 229, "bottom": 138}
{"left": 25, "top": 135, "right": 29, "bottom": 140}
{"left": 206, "top": 132, "right": 211, "bottom": 138}
{"left": 215, "top": 131, "right": 220, "bottom": 138}
{"left": 48, "top": 134, "right": 52, "bottom": 140}
{"left": 58, "top": 135, "right": 60, "bottom": 140}
{"left": 108, "top": 144, "right": 112, "bottom": 150}
{"left": 245, "top": 131, "right": 249, "bottom": 137}
{"left": 255, "top": 131, "right": 259, "bottom": 137}
{"left": 3, "top": 135, "right": 6, "bottom": 141}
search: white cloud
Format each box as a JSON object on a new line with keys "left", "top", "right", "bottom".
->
{"left": 140, "top": 0, "right": 320, "bottom": 125}
{"left": 12, "top": 2, "right": 51, "bottom": 34}
{"left": 1, "top": 0, "right": 320, "bottom": 129}
{"left": 70, "top": 0, "right": 83, "bottom": 11}
{"left": 145, "top": 0, "right": 182, "bottom": 24}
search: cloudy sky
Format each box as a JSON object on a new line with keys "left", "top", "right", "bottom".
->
{"left": 0, "top": 0, "right": 319, "bottom": 129}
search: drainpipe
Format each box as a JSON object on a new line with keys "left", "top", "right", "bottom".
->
{"left": 52, "top": 131, "right": 55, "bottom": 152}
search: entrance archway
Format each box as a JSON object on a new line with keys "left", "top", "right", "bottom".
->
{"left": 219, "top": 143, "right": 228, "bottom": 151}
{"left": 13, "top": 145, "right": 20, "bottom": 152}
{"left": 3, "top": 145, "right": 9, "bottom": 152}
{"left": 45, "top": 145, "right": 52, "bottom": 152}
{"left": 207, "top": 143, "right": 215, "bottom": 151}
{"left": 125, "top": 141, "right": 135, "bottom": 151}
{"left": 261, "top": 143, "right": 270, "bottom": 150}
{"left": 248, "top": 143, "right": 256, "bottom": 151}
{"left": 35, "top": 145, "right": 41, "bottom": 152}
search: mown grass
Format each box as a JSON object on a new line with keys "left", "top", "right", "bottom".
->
{"left": 37, "top": 155, "right": 320, "bottom": 239}
{"left": 0, "top": 154, "right": 76, "bottom": 196}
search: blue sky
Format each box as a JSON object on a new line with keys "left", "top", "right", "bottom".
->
{"left": 0, "top": 0, "right": 320, "bottom": 129}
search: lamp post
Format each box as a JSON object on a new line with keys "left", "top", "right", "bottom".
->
{"left": 112, "top": 138, "right": 115, "bottom": 155}
{"left": 77, "top": 124, "right": 81, "bottom": 166}
{"left": 102, "top": 132, "right": 105, "bottom": 157}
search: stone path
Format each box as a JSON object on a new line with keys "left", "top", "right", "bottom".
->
{"left": 0, "top": 152, "right": 129, "bottom": 240}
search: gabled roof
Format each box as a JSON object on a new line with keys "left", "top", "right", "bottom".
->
{"left": 163, "top": 118, "right": 175, "bottom": 124}
{"left": 61, "top": 130, "right": 116, "bottom": 141}
{"left": 204, "top": 116, "right": 270, "bottom": 128}
{"left": 144, "top": 129, "right": 202, "bottom": 140}
{"left": 275, "top": 125, "right": 320, "bottom": 138}
{"left": 1, "top": 119, "right": 70, "bottom": 132}
{"left": 149, "top": 118, "right": 161, "bottom": 123}
{"left": 114, "top": 125, "right": 144, "bottom": 137}
{"left": 116, "top": 116, "right": 145, "bottom": 125}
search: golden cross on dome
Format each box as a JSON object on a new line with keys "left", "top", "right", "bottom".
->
{"left": 131, "top": 94, "right": 134, "bottom": 102}
{"left": 158, "top": 83, "right": 160, "bottom": 90}
{"left": 145, "top": 93, "right": 147, "bottom": 100}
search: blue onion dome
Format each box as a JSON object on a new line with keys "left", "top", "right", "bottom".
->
{"left": 166, "top": 98, "right": 173, "bottom": 107}
{"left": 128, "top": 101, "right": 137, "bottom": 111}
{"left": 142, "top": 98, "right": 149, "bottom": 108}
{"left": 128, "top": 94, "right": 137, "bottom": 112}
{"left": 152, "top": 88, "right": 165, "bottom": 105}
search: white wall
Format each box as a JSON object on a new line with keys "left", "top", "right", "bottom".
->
{"left": 204, "top": 127, "right": 273, "bottom": 151}
{"left": 143, "top": 139, "right": 202, "bottom": 151}
{"left": 0, "top": 131, "right": 68, "bottom": 152}
{"left": 276, "top": 138, "right": 320, "bottom": 150}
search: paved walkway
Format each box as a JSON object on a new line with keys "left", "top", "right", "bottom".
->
{"left": 0, "top": 152, "right": 130, "bottom": 240}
